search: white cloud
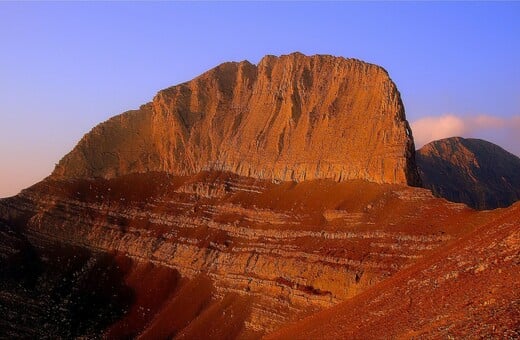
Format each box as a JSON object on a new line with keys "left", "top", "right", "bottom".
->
{"left": 411, "top": 114, "right": 520, "bottom": 157}
{"left": 411, "top": 114, "right": 466, "bottom": 148}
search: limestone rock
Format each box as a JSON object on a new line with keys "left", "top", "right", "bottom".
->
{"left": 52, "top": 52, "right": 420, "bottom": 185}
{"left": 417, "top": 137, "right": 520, "bottom": 209}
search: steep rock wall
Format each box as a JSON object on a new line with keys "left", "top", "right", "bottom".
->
{"left": 53, "top": 53, "right": 420, "bottom": 185}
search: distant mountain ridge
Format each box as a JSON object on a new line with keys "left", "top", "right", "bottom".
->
{"left": 416, "top": 137, "right": 520, "bottom": 209}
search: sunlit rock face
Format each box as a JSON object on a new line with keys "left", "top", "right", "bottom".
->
{"left": 417, "top": 137, "right": 520, "bottom": 209}
{"left": 53, "top": 52, "right": 420, "bottom": 186}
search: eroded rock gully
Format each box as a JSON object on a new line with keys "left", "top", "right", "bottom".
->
{"left": 0, "top": 171, "right": 503, "bottom": 338}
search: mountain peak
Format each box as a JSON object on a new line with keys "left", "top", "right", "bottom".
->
{"left": 417, "top": 137, "right": 520, "bottom": 209}
{"left": 53, "top": 53, "right": 420, "bottom": 185}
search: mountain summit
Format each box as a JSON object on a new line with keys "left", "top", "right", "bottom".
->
{"left": 53, "top": 52, "right": 420, "bottom": 185}
{"left": 417, "top": 137, "right": 520, "bottom": 209}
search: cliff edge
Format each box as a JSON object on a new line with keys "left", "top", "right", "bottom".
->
{"left": 53, "top": 52, "right": 420, "bottom": 185}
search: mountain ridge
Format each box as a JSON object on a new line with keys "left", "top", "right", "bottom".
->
{"left": 52, "top": 52, "right": 421, "bottom": 186}
{"left": 267, "top": 201, "right": 520, "bottom": 339}
{"left": 417, "top": 137, "right": 520, "bottom": 209}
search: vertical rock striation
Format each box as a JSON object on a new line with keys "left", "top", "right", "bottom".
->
{"left": 1, "top": 53, "right": 518, "bottom": 337}
{"left": 53, "top": 53, "right": 420, "bottom": 185}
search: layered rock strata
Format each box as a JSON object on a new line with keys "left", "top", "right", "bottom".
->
{"left": 269, "top": 202, "right": 520, "bottom": 339}
{"left": 0, "top": 172, "right": 499, "bottom": 337}
{"left": 3, "top": 53, "right": 517, "bottom": 337}
{"left": 53, "top": 53, "right": 420, "bottom": 185}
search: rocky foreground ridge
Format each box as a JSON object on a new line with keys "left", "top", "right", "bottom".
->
{"left": 417, "top": 137, "right": 520, "bottom": 210}
{"left": 270, "top": 201, "right": 520, "bottom": 339}
{"left": 1, "top": 173, "right": 512, "bottom": 338}
{"left": 53, "top": 52, "right": 420, "bottom": 186}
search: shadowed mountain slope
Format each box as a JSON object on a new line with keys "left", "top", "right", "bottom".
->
{"left": 417, "top": 137, "right": 520, "bottom": 209}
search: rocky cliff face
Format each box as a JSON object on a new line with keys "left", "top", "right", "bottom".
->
{"left": 417, "top": 137, "right": 520, "bottom": 209}
{"left": 53, "top": 53, "right": 420, "bottom": 185}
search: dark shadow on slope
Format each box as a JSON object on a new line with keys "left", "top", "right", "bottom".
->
{"left": 417, "top": 137, "right": 520, "bottom": 210}
{"left": 0, "top": 221, "right": 135, "bottom": 338}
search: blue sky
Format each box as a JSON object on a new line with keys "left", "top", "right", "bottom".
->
{"left": 1, "top": 2, "right": 519, "bottom": 197}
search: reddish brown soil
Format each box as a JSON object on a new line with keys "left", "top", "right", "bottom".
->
{"left": 268, "top": 203, "right": 520, "bottom": 339}
{"left": 1, "top": 171, "right": 518, "bottom": 338}
{"left": 104, "top": 257, "right": 182, "bottom": 338}
{"left": 138, "top": 275, "right": 214, "bottom": 339}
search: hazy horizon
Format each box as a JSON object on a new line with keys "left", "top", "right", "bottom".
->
{"left": 1, "top": 2, "right": 519, "bottom": 198}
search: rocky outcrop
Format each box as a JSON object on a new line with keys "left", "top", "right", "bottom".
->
{"left": 0, "top": 223, "right": 131, "bottom": 338}
{"left": 0, "top": 225, "right": 244, "bottom": 339}
{"left": 52, "top": 53, "right": 420, "bottom": 185}
{"left": 0, "top": 172, "right": 499, "bottom": 337}
{"left": 417, "top": 137, "right": 520, "bottom": 209}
